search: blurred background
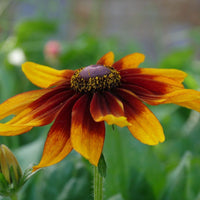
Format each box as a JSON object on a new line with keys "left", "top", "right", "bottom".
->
{"left": 0, "top": 0, "right": 200, "bottom": 199}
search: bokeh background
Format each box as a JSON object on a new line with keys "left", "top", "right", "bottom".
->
{"left": 0, "top": 0, "right": 200, "bottom": 199}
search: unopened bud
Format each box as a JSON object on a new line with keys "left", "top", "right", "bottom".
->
{"left": 0, "top": 144, "right": 22, "bottom": 196}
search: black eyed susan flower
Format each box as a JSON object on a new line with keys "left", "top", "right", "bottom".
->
{"left": 0, "top": 52, "right": 199, "bottom": 170}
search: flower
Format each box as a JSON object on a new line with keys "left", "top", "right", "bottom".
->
{"left": 0, "top": 52, "right": 200, "bottom": 170}
{"left": 44, "top": 40, "right": 61, "bottom": 58}
{"left": 7, "top": 48, "right": 26, "bottom": 67}
{"left": 44, "top": 40, "right": 61, "bottom": 65}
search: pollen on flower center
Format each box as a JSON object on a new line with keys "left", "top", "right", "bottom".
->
{"left": 71, "top": 64, "right": 121, "bottom": 93}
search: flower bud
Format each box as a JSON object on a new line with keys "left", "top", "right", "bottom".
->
{"left": 0, "top": 144, "right": 22, "bottom": 196}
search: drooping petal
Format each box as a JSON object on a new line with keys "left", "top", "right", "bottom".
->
{"left": 120, "top": 68, "right": 198, "bottom": 108}
{"left": 120, "top": 68, "right": 187, "bottom": 83}
{"left": 6, "top": 86, "right": 74, "bottom": 127}
{"left": 71, "top": 95, "right": 105, "bottom": 166}
{"left": 121, "top": 83, "right": 169, "bottom": 105}
{"left": 90, "top": 92, "right": 131, "bottom": 127}
{"left": 120, "top": 68, "right": 186, "bottom": 105}
{"left": 119, "top": 67, "right": 187, "bottom": 105}
{"left": 96, "top": 51, "right": 114, "bottom": 66}
{"left": 22, "top": 62, "right": 74, "bottom": 88}
{"left": 162, "top": 89, "right": 200, "bottom": 112}
{"left": 121, "top": 73, "right": 184, "bottom": 97}
{"left": 33, "top": 94, "right": 81, "bottom": 171}
{"left": 112, "top": 53, "right": 145, "bottom": 71}
{"left": 115, "top": 88, "right": 165, "bottom": 145}
{"left": 0, "top": 124, "right": 32, "bottom": 136}
{"left": 0, "top": 88, "right": 53, "bottom": 120}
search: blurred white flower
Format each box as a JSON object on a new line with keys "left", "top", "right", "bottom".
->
{"left": 7, "top": 48, "right": 26, "bottom": 66}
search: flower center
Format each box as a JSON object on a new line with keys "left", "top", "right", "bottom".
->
{"left": 71, "top": 64, "right": 121, "bottom": 93}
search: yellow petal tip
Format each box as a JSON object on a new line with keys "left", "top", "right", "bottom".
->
{"left": 97, "top": 114, "right": 131, "bottom": 127}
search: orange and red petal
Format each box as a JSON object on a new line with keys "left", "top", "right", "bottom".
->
{"left": 6, "top": 87, "right": 74, "bottom": 127}
{"left": 0, "top": 88, "right": 53, "bottom": 121}
{"left": 112, "top": 53, "right": 145, "bottom": 71}
{"left": 121, "top": 73, "right": 184, "bottom": 99}
{"left": 96, "top": 51, "right": 114, "bottom": 66}
{"left": 120, "top": 68, "right": 187, "bottom": 83}
{"left": 120, "top": 68, "right": 187, "bottom": 105}
{"left": 71, "top": 95, "right": 105, "bottom": 166}
{"left": 121, "top": 83, "right": 168, "bottom": 105}
{"left": 90, "top": 91, "right": 131, "bottom": 127}
{"left": 22, "top": 62, "right": 74, "bottom": 88}
{"left": 162, "top": 89, "right": 200, "bottom": 112}
{"left": 115, "top": 88, "right": 165, "bottom": 145}
{"left": 0, "top": 124, "right": 32, "bottom": 136}
{"left": 32, "top": 94, "right": 80, "bottom": 171}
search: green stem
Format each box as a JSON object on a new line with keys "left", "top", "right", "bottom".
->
{"left": 94, "top": 166, "right": 103, "bottom": 200}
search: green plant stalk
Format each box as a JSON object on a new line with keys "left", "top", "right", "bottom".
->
{"left": 94, "top": 166, "right": 103, "bottom": 200}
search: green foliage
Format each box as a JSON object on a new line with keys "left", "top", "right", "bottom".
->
{"left": 18, "top": 153, "right": 92, "bottom": 200}
{"left": 98, "top": 154, "right": 107, "bottom": 178}
{"left": 59, "top": 34, "right": 118, "bottom": 70}
{"left": 160, "top": 152, "right": 192, "bottom": 200}
{"left": 15, "top": 19, "right": 57, "bottom": 62}
{"left": 159, "top": 48, "right": 194, "bottom": 69}
{"left": 15, "top": 20, "right": 57, "bottom": 43}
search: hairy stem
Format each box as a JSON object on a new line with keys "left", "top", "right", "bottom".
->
{"left": 94, "top": 165, "right": 103, "bottom": 200}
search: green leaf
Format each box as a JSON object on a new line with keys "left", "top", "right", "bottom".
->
{"left": 19, "top": 154, "right": 92, "bottom": 200}
{"left": 0, "top": 173, "right": 9, "bottom": 195}
{"left": 128, "top": 168, "right": 155, "bottom": 200}
{"left": 15, "top": 19, "right": 57, "bottom": 43}
{"left": 98, "top": 154, "right": 107, "bottom": 178}
{"left": 159, "top": 48, "right": 194, "bottom": 69}
{"left": 108, "top": 194, "right": 125, "bottom": 200}
{"left": 184, "top": 73, "right": 199, "bottom": 89}
{"left": 161, "top": 152, "right": 192, "bottom": 200}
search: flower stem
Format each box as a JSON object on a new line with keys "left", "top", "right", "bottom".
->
{"left": 94, "top": 165, "right": 103, "bottom": 200}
